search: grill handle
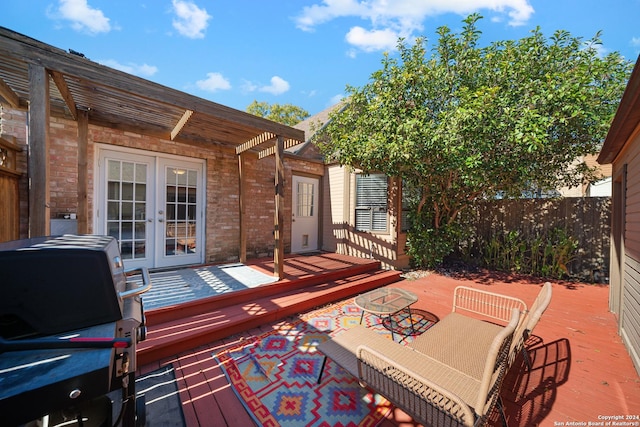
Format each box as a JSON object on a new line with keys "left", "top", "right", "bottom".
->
{"left": 0, "top": 336, "right": 131, "bottom": 352}
{"left": 121, "top": 267, "right": 152, "bottom": 299}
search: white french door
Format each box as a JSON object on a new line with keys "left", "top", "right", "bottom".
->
{"left": 96, "top": 147, "right": 205, "bottom": 270}
{"left": 291, "top": 175, "right": 319, "bottom": 253}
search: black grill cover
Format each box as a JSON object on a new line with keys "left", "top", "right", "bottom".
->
{"left": 0, "top": 235, "right": 127, "bottom": 339}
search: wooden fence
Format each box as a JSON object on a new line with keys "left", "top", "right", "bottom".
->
{"left": 459, "top": 197, "right": 611, "bottom": 282}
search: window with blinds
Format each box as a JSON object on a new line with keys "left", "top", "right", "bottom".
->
{"left": 355, "top": 173, "right": 388, "bottom": 231}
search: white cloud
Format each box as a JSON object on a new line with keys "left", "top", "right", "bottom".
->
{"left": 54, "top": 0, "right": 111, "bottom": 34}
{"left": 240, "top": 80, "right": 258, "bottom": 93}
{"left": 241, "top": 76, "right": 290, "bottom": 95}
{"left": 632, "top": 37, "right": 640, "bottom": 48}
{"left": 591, "top": 43, "right": 608, "bottom": 58}
{"left": 259, "top": 76, "right": 290, "bottom": 95}
{"left": 295, "top": 0, "right": 535, "bottom": 52}
{"left": 295, "top": 0, "right": 367, "bottom": 32}
{"left": 171, "top": 0, "right": 211, "bottom": 39}
{"left": 329, "top": 93, "right": 345, "bottom": 106}
{"left": 346, "top": 26, "right": 399, "bottom": 52}
{"left": 196, "top": 72, "right": 231, "bottom": 92}
{"left": 98, "top": 59, "right": 158, "bottom": 77}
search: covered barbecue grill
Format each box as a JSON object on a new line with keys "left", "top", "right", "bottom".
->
{"left": 0, "top": 235, "right": 151, "bottom": 426}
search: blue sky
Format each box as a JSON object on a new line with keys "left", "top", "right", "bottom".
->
{"left": 1, "top": 0, "right": 639, "bottom": 117}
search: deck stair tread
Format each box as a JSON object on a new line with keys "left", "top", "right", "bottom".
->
{"left": 137, "top": 264, "right": 401, "bottom": 365}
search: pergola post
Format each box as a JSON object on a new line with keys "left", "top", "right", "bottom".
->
{"left": 77, "top": 109, "right": 89, "bottom": 234}
{"left": 27, "top": 63, "right": 50, "bottom": 237}
{"left": 238, "top": 152, "right": 247, "bottom": 263}
{"left": 273, "top": 135, "right": 285, "bottom": 279}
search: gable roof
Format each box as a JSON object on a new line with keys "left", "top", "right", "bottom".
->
{"left": 598, "top": 54, "right": 640, "bottom": 165}
{"left": 288, "top": 102, "right": 345, "bottom": 158}
{"left": 0, "top": 27, "right": 304, "bottom": 152}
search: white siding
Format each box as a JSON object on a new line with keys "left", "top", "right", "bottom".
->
{"left": 321, "top": 165, "right": 347, "bottom": 252}
{"left": 616, "top": 127, "right": 640, "bottom": 375}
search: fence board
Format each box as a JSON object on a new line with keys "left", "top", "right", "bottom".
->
{"left": 461, "top": 197, "right": 610, "bottom": 282}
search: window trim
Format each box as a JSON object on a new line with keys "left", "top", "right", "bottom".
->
{"left": 355, "top": 173, "right": 388, "bottom": 232}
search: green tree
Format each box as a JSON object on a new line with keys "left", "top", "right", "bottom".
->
{"left": 246, "top": 100, "right": 310, "bottom": 126}
{"left": 318, "top": 14, "right": 632, "bottom": 267}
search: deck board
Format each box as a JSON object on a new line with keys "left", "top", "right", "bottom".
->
{"left": 136, "top": 256, "right": 640, "bottom": 426}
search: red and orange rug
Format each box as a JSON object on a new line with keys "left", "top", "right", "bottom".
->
{"left": 214, "top": 300, "right": 435, "bottom": 427}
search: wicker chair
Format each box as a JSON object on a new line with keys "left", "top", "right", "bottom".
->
{"left": 318, "top": 308, "right": 519, "bottom": 427}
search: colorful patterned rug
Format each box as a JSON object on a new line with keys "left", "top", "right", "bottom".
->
{"left": 214, "top": 299, "right": 436, "bottom": 427}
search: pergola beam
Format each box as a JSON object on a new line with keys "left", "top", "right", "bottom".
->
{"left": 48, "top": 70, "right": 77, "bottom": 120}
{"left": 0, "top": 76, "right": 20, "bottom": 108}
{"left": 258, "top": 138, "right": 301, "bottom": 159}
{"left": 235, "top": 131, "right": 276, "bottom": 154}
{"left": 171, "top": 109, "right": 193, "bottom": 140}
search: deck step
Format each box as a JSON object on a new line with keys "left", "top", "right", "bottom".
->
{"left": 137, "top": 268, "right": 401, "bottom": 366}
{"left": 144, "top": 258, "right": 382, "bottom": 326}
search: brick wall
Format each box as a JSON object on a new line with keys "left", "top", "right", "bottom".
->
{"left": 50, "top": 116, "right": 79, "bottom": 216}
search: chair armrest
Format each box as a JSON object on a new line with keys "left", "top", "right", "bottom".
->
{"left": 475, "top": 308, "right": 519, "bottom": 413}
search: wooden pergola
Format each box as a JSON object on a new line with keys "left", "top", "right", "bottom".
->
{"left": 0, "top": 26, "right": 304, "bottom": 279}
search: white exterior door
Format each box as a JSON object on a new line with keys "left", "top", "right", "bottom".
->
{"left": 291, "top": 175, "right": 319, "bottom": 253}
{"left": 96, "top": 147, "right": 205, "bottom": 270}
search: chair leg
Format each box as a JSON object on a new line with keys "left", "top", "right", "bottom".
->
{"left": 317, "top": 356, "right": 327, "bottom": 384}
{"left": 498, "top": 397, "right": 508, "bottom": 427}
{"left": 521, "top": 347, "right": 532, "bottom": 371}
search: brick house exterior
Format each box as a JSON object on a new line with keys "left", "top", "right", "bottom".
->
{"left": 0, "top": 104, "right": 324, "bottom": 266}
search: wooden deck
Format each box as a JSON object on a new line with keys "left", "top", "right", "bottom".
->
{"left": 137, "top": 256, "right": 640, "bottom": 426}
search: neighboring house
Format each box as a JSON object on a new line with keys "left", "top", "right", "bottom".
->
{"left": 584, "top": 154, "right": 613, "bottom": 197}
{"left": 557, "top": 154, "right": 612, "bottom": 197}
{"left": 0, "top": 27, "right": 325, "bottom": 278}
{"left": 294, "top": 104, "right": 411, "bottom": 270}
{"left": 597, "top": 54, "right": 640, "bottom": 375}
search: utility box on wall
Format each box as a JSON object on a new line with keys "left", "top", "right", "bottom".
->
{"left": 50, "top": 219, "right": 78, "bottom": 235}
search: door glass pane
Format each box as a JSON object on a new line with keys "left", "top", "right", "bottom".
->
{"left": 297, "top": 182, "right": 314, "bottom": 217}
{"left": 136, "top": 164, "right": 147, "bottom": 182}
{"left": 165, "top": 166, "right": 197, "bottom": 256}
{"left": 135, "top": 184, "right": 145, "bottom": 201}
{"left": 122, "top": 183, "right": 134, "bottom": 200}
{"left": 108, "top": 161, "right": 120, "bottom": 180}
{"left": 108, "top": 182, "right": 119, "bottom": 199}
{"left": 107, "top": 159, "right": 147, "bottom": 260}
{"left": 122, "top": 201, "right": 133, "bottom": 220}
{"left": 122, "top": 162, "right": 134, "bottom": 181}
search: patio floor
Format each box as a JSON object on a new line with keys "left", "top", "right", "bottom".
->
{"left": 137, "top": 261, "right": 640, "bottom": 426}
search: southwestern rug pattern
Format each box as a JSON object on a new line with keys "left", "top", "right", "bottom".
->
{"left": 214, "top": 300, "right": 436, "bottom": 427}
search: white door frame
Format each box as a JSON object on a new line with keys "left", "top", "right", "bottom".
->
{"left": 291, "top": 175, "right": 319, "bottom": 253}
{"left": 95, "top": 145, "right": 206, "bottom": 270}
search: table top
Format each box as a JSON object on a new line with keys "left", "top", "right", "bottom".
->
{"left": 354, "top": 287, "right": 418, "bottom": 316}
